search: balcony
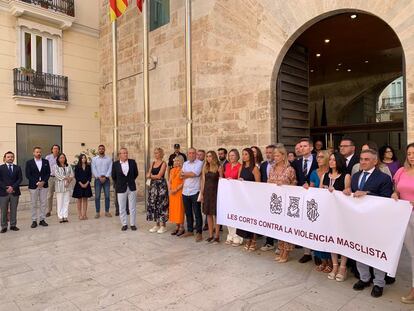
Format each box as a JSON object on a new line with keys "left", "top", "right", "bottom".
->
{"left": 380, "top": 96, "right": 404, "bottom": 111}
{"left": 9, "top": 0, "right": 75, "bottom": 29}
{"left": 13, "top": 68, "right": 69, "bottom": 109}
{"left": 19, "top": 0, "right": 74, "bottom": 16}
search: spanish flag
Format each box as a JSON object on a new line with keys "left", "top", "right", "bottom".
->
{"left": 109, "top": 0, "right": 129, "bottom": 22}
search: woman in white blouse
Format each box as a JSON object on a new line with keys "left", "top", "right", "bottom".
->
{"left": 54, "top": 153, "right": 74, "bottom": 223}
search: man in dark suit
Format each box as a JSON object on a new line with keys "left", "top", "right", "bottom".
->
{"left": 344, "top": 149, "right": 393, "bottom": 298}
{"left": 292, "top": 138, "right": 318, "bottom": 187}
{"left": 112, "top": 147, "right": 138, "bottom": 231}
{"left": 0, "top": 151, "right": 23, "bottom": 233}
{"left": 291, "top": 138, "right": 318, "bottom": 263}
{"left": 218, "top": 148, "right": 228, "bottom": 169}
{"left": 26, "top": 147, "right": 50, "bottom": 228}
{"left": 339, "top": 137, "right": 358, "bottom": 175}
{"left": 260, "top": 145, "right": 276, "bottom": 251}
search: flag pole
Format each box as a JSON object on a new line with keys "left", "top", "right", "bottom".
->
{"left": 112, "top": 20, "right": 119, "bottom": 158}
{"left": 143, "top": 0, "right": 150, "bottom": 210}
{"left": 185, "top": 0, "right": 193, "bottom": 149}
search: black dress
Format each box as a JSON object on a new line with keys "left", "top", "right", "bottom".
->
{"left": 322, "top": 172, "right": 346, "bottom": 191}
{"left": 236, "top": 166, "right": 256, "bottom": 239}
{"left": 202, "top": 171, "right": 219, "bottom": 215}
{"left": 146, "top": 162, "right": 169, "bottom": 223}
{"left": 72, "top": 165, "right": 93, "bottom": 198}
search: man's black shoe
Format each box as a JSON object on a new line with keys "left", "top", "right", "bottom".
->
{"left": 371, "top": 285, "right": 383, "bottom": 298}
{"left": 298, "top": 254, "right": 312, "bottom": 263}
{"left": 31, "top": 221, "right": 37, "bottom": 228}
{"left": 10, "top": 226, "right": 19, "bottom": 231}
{"left": 39, "top": 220, "right": 48, "bottom": 227}
{"left": 121, "top": 225, "right": 128, "bottom": 231}
{"left": 0, "top": 228, "right": 7, "bottom": 233}
{"left": 385, "top": 275, "right": 396, "bottom": 285}
{"left": 353, "top": 280, "right": 371, "bottom": 291}
{"left": 130, "top": 226, "right": 137, "bottom": 231}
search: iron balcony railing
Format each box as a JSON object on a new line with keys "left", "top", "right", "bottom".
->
{"left": 380, "top": 96, "right": 404, "bottom": 111}
{"left": 13, "top": 68, "right": 68, "bottom": 101}
{"left": 19, "top": 0, "right": 75, "bottom": 17}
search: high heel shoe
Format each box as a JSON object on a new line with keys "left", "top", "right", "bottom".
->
{"left": 401, "top": 294, "right": 414, "bottom": 304}
{"left": 335, "top": 266, "right": 347, "bottom": 282}
{"left": 328, "top": 264, "right": 338, "bottom": 280}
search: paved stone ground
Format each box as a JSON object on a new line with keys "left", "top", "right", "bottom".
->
{"left": 0, "top": 203, "right": 413, "bottom": 311}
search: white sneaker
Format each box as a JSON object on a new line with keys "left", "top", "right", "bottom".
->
{"left": 157, "top": 226, "right": 167, "bottom": 234}
{"left": 260, "top": 244, "right": 275, "bottom": 251}
{"left": 149, "top": 225, "right": 160, "bottom": 233}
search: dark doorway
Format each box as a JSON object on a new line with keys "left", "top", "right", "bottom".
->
{"left": 276, "top": 12, "right": 405, "bottom": 157}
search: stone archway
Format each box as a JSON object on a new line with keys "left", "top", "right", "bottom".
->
{"left": 270, "top": 9, "right": 407, "bottom": 151}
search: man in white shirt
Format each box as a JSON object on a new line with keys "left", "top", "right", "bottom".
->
{"left": 180, "top": 148, "right": 204, "bottom": 242}
{"left": 45, "top": 144, "right": 60, "bottom": 217}
{"left": 91, "top": 145, "right": 113, "bottom": 218}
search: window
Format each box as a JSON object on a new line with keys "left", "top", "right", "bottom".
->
{"left": 16, "top": 124, "right": 62, "bottom": 185}
{"left": 150, "top": 0, "right": 170, "bottom": 31}
{"left": 21, "top": 29, "right": 57, "bottom": 74}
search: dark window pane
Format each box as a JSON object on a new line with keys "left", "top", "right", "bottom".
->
{"left": 25, "top": 33, "right": 31, "bottom": 69}
{"left": 150, "top": 0, "right": 170, "bottom": 31}
{"left": 17, "top": 124, "right": 62, "bottom": 185}
{"left": 36, "top": 35, "right": 42, "bottom": 72}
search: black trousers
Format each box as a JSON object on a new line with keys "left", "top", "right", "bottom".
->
{"left": 182, "top": 192, "right": 202, "bottom": 234}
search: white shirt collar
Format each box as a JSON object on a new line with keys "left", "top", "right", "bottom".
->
{"left": 362, "top": 167, "right": 375, "bottom": 174}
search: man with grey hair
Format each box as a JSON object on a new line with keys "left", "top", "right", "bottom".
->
{"left": 344, "top": 148, "right": 393, "bottom": 298}
{"left": 180, "top": 147, "right": 204, "bottom": 242}
{"left": 112, "top": 148, "right": 138, "bottom": 231}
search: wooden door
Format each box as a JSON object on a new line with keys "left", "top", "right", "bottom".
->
{"left": 276, "top": 44, "right": 309, "bottom": 150}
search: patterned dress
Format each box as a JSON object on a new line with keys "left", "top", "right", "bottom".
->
{"left": 147, "top": 162, "right": 169, "bottom": 223}
{"left": 268, "top": 164, "right": 297, "bottom": 251}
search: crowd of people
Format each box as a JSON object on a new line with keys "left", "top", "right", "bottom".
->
{"left": 0, "top": 139, "right": 413, "bottom": 303}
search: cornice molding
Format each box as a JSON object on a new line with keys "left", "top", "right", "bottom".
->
{"left": 8, "top": 0, "right": 75, "bottom": 29}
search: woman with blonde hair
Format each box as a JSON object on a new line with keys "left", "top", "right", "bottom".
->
{"left": 200, "top": 150, "right": 221, "bottom": 243}
{"left": 305, "top": 150, "right": 332, "bottom": 272}
{"left": 268, "top": 143, "right": 297, "bottom": 262}
{"left": 146, "top": 147, "right": 169, "bottom": 233}
{"left": 223, "top": 149, "right": 243, "bottom": 246}
{"left": 168, "top": 155, "right": 185, "bottom": 236}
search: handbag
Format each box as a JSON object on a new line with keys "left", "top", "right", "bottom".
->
{"left": 146, "top": 178, "right": 151, "bottom": 186}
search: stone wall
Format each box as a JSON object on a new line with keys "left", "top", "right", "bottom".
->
{"left": 99, "top": 0, "right": 414, "bottom": 196}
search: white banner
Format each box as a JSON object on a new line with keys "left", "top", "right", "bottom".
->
{"left": 217, "top": 179, "right": 412, "bottom": 276}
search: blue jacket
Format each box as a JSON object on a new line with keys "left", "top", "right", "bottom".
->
{"left": 351, "top": 168, "right": 393, "bottom": 198}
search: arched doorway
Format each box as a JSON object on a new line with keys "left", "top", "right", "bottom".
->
{"left": 275, "top": 11, "right": 406, "bottom": 158}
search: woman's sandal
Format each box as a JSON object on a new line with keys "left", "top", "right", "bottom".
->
{"left": 327, "top": 264, "right": 338, "bottom": 280}
{"left": 335, "top": 266, "right": 348, "bottom": 282}
{"left": 244, "top": 239, "right": 251, "bottom": 250}
{"left": 248, "top": 240, "right": 257, "bottom": 252}
{"left": 316, "top": 264, "right": 327, "bottom": 272}
{"left": 322, "top": 265, "right": 333, "bottom": 273}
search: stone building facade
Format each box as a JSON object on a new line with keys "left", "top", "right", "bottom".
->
{"left": 99, "top": 0, "right": 414, "bottom": 194}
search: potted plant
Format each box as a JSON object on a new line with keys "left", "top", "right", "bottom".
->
{"left": 19, "top": 67, "right": 35, "bottom": 81}
{"left": 40, "top": 0, "right": 49, "bottom": 9}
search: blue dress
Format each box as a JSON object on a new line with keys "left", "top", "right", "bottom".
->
{"left": 310, "top": 169, "right": 330, "bottom": 260}
{"left": 309, "top": 170, "right": 320, "bottom": 188}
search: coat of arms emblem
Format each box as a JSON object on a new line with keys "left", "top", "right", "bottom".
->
{"left": 287, "top": 196, "right": 300, "bottom": 218}
{"left": 306, "top": 199, "right": 319, "bottom": 222}
{"left": 269, "top": 193, "right": 283, "bottom": 215}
